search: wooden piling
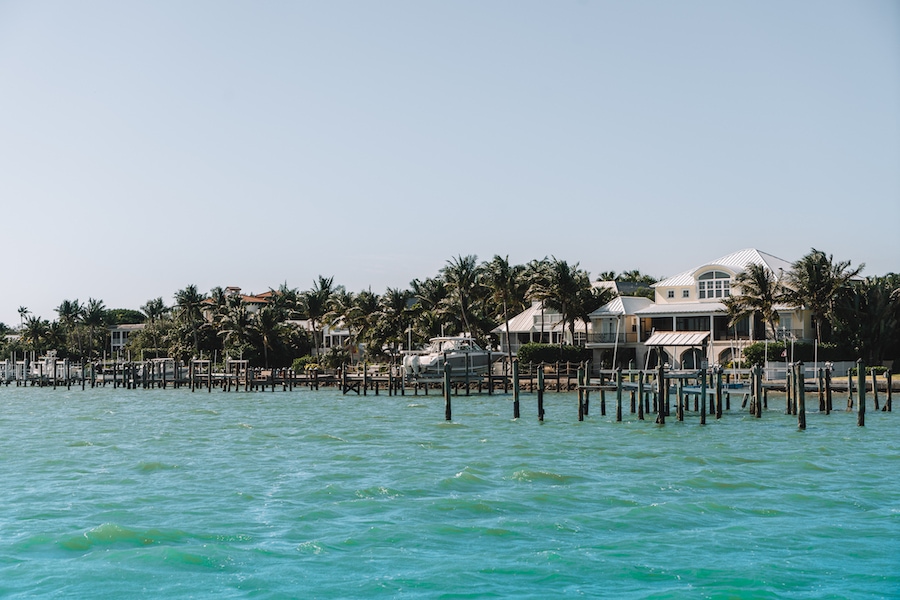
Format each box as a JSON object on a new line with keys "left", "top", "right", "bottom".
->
{"left": 699, "top": 367, "right": 707, "bottom": 425}
{"left": 884, "top": 370, "right": 892, "bottom": 412}
{"left": 615, "top": 367, "right": 623, "bottom": 422}
{"left": 537, "top": 364, "right": 545, "bottom": 422}
{"left": 637, "top": 371, "right": 645, "bottom": 421}
{"left": 857, "top": 359, "right": 865, "bottom": 427}
{"left": 512, "top": 359, "right": 520, "bottom": 419}
{"left": 655, "top": 364, "right": 666, "bottom": 425}
{"left": 824, "top": 365, "right": 832, "bottom": 415}
{"left": 676, "top": 378, "right": 684, "bottom": 421}
{"left": 797, "top": 363, "right": 806, "bottom": 430}
{"left": 443, "top": 363, "right": 452, "bottom": 421}
{"left": 577, "top": 366, "right": 584, "bottom": 422}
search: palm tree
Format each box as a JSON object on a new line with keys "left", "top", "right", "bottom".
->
{"left": 482, "top": 255, "right": 526, "bottom": 364}
{"left": 218, "top": 295, "right": 252, "bottom": 359}
{"left": 723, "top": 263, "right": 785, "bottom": 340}
{"left": 376, "top": 287, "right": 413, "bottom": 355}
{"left": 441, "top": 255, "right": 483, "bottom": 337}
{"left": 21, "top": 315, "right": 49, "bottom": 354}
{"left": 529, "top": 257, "right": 591, "bottom": 346}
{"left": 18, "top": 306, "right": 29, "bottom": 330}
{"left": 784, "top": 249, "right": 864, "bottom": 342}
{"left": 832, "top": 275, "right": 900, "bottom": 363}
{"left": 56, "top": 299, "right": 83, "bottom": 355}
{"left": 80, "top": 298, "right": 107, "bottom": 359}
{"left": 325, "top": 288, "right": 356, "bottom": 356}
{"left": 301, "top": 276, "right": 334, "bottom": 357}
{"left": 250, "top": 306, "right": 283, "bottom": 368}
{"left": 174, "top": 285, "right": 207, "bottom": 357}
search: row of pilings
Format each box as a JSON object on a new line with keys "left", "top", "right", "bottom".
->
{"left": 3, "top": 355, "right": 893, "bottom": 429}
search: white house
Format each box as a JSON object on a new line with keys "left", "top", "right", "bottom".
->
{"left": 632, "top": 248, "right": 812, "bottom": 369}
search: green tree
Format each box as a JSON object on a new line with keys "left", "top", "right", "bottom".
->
{"left": 723, "top": 262, "right": 785, "bottom": 340}
{"left": 441, "top": 255, "right": 483, "bottom": 337}
{"left": 832, "top": 275, "right": 900, "bottom": 364}
{"left": 301, "top": 276, "right": 335, "bottom": 357}
{"left": 81, "top": 298, "right": 107, "bottom": 359}
{"left": 482, "top": 255, "right": 526, "bottom": 364}
{"left": 529, "top": 257, "right": 592, "bottom": 346}
{"left": 784, "top": 249, "right": 864, "bottom": 342}
{"left": 174, "top": 285, "right": 207, "bottom": 357}
{"left": 21, "top": 315, "right": 49, "bottom": 354}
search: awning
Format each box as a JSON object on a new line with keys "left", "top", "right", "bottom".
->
{"left": 644, "top": 332, "right": 709, "bottom": 347}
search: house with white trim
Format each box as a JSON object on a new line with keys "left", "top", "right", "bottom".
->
{"left": 631, "top": 248, "right": 812, "bottom": 369}
{"left": 492, "top": 301, "right": 588, "bottom": 354}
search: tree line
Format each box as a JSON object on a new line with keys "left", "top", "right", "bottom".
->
{"left": 1, "top": 249, "right": 897, "bottom": 367}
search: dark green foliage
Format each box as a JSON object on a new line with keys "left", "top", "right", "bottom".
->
{"left": 741, "top": 341, "right": 846, "bottom": 367}
{"left": 105, "top": 309, "right": 146, "bottom": 325}
{"left": 516, "top": 343, "right": 590, "bottom": 365}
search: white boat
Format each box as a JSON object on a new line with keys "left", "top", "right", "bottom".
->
{"left": 402, "top": 336, "right": 492, "bottom": 378}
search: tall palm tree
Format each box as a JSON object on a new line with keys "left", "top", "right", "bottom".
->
{"left": 21, "top": 315, "right": 49, "bottom": 354}
{"left": 301, "top": 276, "right": 334, "bottom": 357}
{"left": 56, "top": 299, "right": 83, "bottom": 355}
{"left": 529, "top": 257, "right": 591, "bottom": 346}
{"left": 723, "top": 262, "right": 785, "bottom": 340}
{"left": 441, "top": 255, "right": 482, "bottom": 337}
{"left": 482, "top": 255, "right": 525, "bottom": 364}
{"left": 18, "top": 306, "right": 29, "bottom": 330}
{"left": 80, "top": 298, "right": 107, "bottom": 359}
{"left": 325, "top": 289, "right": 357, "bottom": 355}
{"left": 218, "top": 295, "right": 252, "bottom": 359}
{"left": 833, "top": 275, "right": 900, "bottom": 364}
{"left": 250, "top": 305, "right": 283, "bottom": 368}
{"left": 784, "top": 249, "right": 864, "bottom": 342}
{"left": 174, "top": 285, "right": 207, "bottom": 357}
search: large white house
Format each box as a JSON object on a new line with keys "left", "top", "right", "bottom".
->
{"left": 495, "top": 249, "right": 814, "bottom": 369}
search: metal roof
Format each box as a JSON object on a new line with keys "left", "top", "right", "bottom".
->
{"left": 653, "top": 248, "right": 793, "bottom": 288}
{"left": 589, "top": 296, "right": 653, "bottom": 317}
{"left": 644, "top": 332, "right": 710, "bottom": 346}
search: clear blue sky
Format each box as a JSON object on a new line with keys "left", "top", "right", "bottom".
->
{"left": 1, "top": 0, "right": 898, "bottom": 326}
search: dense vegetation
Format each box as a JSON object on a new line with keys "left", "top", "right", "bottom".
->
{"left": 1, "top": 249, "right": 897, "bottom": 367}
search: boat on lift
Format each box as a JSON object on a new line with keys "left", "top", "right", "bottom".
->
{"left": 402, "top": 336, "right": 492, "bottom": 378}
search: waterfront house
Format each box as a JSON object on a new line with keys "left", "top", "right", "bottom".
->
{"left": 631, "top": 248, "right": 813, "bottom": 369}
{"left": 492, "top": 301, "right": 588, "bottom": 354}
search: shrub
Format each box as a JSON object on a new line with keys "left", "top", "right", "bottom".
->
{"left": 516, "top": 343, "right": 591, "bottom": 365}
{"left": 741, "top": 341, "right": 847, "bottom": 367}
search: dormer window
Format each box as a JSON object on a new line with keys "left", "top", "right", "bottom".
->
{"left": 698, "top": 271, "right": 731, "bottom": 299}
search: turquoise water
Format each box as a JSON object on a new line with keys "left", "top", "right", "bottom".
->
{"left": 1, "top": 386, "right": 897, "bottom": 599}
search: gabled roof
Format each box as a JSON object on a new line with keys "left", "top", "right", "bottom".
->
{"left": 589, "top": 296, "right": 653, "bottom": 317}
{"left": 653, "top": 249, "right": 793, "bottom": 288}
{"left": 491, "top": 301, "right": 587, "bottom": 334}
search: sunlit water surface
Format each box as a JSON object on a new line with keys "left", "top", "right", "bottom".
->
{"left": 1, "top": 386, "right": 897, "bottom": 598}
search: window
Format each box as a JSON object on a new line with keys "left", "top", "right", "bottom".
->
{"left": 697, "top": 271, "right": 731, "bottom": 299}
{"left": 667, "top": 290, "right": 674, "bottom": 299}
{"left": 682, "top": 289, "right": 690, "bottom": 298}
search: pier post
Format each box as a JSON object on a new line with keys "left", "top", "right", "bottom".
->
{"left": 537, "top": 363, "right": 545, "bottom": 422}
{"left": 512, "top": 359, "right": 520, "bottom": 419}
{"left": 655, "top": 363, "right": 666, "bottom": 425}
{"left": 616, "top": 367, "right": 623, "bottom": 422}
{"left": 857, "top": 359, "right": 866, "bottom": 427}
{"left": 583, "top": 362, "right": 591, "bottom": 416}
{"left": 443, "top": 363, "right": 452, "bottom": 421}
{"left": 824, "top": 365, "right": 832, "bottom": 414}
{"left": 676, "top": 378, "right": 684, "bottom": 421}
{"left": 700, "top": 367, "right": 707, "bottom": 425}
{"left": 577, "top": 365, "right": 584, "bottom": 421}
{"left": 637, "top": 371, "right": 645, "bottom": 421}
{"left": 796, "top": 363, "right": 806, "bottom": 430}
{"left": 714, "top": 367, "right": 722, "bottom": 418}
{"left": 884, "top": 370, "right": 892, "bottom": 412}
